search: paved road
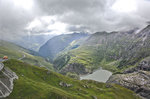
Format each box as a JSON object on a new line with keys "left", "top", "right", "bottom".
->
{"left": 18, "top": 54, "right": 26, "bottom": 60}
{"left": 0, "top": 54, "right": 26, "bottom": 71}
{"left": 0, "top": 62, "right": 18, "bottom": 98}
{"left": 0, "top": 59, "right": 3, "bottom": 62}
{"left": 0, "top": 62, "right": 4, "bottom": 71}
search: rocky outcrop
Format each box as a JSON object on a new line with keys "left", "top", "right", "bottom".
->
{"left": 107, "top": 71, "right": 150, "bottom": 99}
{"left": 59, "top": 81, "right": 73, "bottom": 87}
{"left": 60, "top": 63, "right": 90, "bottom": 75}
{"left": 0, "top": 65, "right": 18, "bottom": 98}
{"left": 124, "top": 57, "right": 150, "bottom": 74}
{"left": 107, "top": 58, "right": 150, "bottom": 99}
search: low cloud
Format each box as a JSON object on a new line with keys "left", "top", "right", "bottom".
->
{"left": 0, "top": 0, "right": 150, "bottom": 40}
{"left": 0, "top": 0, "right": 38, "bottom": 40}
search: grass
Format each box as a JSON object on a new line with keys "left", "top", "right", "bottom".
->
{"left": 54, "top": 45, "right": 118, "bottom": 73}
{"left": 0, "top": 40, "right": 53, "bottom": 70}
{"left": 68, "top": 46, "right": 100, "bottom": 69}
{"left": 3, "top": 59, "right": 140, "bottom": 99}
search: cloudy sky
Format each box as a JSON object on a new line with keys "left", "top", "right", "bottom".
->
{"left": 0, "top": 0, "right": 150, "bottom": 39}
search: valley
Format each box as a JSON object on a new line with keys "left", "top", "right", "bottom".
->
{"left": 1, "top": 25, "right": 150, "bottom": 99}
{"left": 39, "top": 25, "right": 150, "bottom": 99}
{"left": 1, "top": 0, "right": 150, "bottom": 98}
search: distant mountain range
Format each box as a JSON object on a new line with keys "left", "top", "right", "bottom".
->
{"left": 12, "top": 34, "right": 56, "bottom": 51}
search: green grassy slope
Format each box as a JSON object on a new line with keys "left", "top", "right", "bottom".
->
{"left": 0, "top": 40, "right": 53, "bottom": 70}
{"left": 4, "top": 59, "right": 139, "bottom": 99}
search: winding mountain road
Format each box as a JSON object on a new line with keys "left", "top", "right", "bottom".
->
{"left": 0, "top": 63, "right": 4, "bottom": 71}
{"left": 0, "top": 59, "right": 5, "bottom": 71}
{"left": 18, "top": 54, "right": 26, "bottom": 60}
{"left": 0, "top": 60, "right": 18, "bottom": 98}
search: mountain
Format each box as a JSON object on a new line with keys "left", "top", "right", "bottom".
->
{"left": 53, "top": 26, "right": 150, "bottom": 74}
{"left": 2, "top": 59, "right": 140, "bottom": 99}
{"left": 2, "top": 25, "right": 150, "bottom": 98}
{"left": 13, "top": 34, "right": 55, "bottom": 51}
{"left": 39, "top": 33, "right": 88, "bottom": 60}
{"left": 0, "top": 40, "right": 53, "bottom": 70}
{"left": 106, "top": 25, "right": 150, "bottom": 99}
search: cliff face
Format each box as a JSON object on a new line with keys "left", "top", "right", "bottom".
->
{"left": 60, "top": 63, "right": 90, "bottom": 75}
{"left": 107, "top": 57, "right": 150, "bottom": 99}
{"left": 0, "top": 64, "right": 18, "bottom": 98}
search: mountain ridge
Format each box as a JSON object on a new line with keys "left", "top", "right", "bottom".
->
{"left": 39, "top": 33, "right": 89, "bottom": 60}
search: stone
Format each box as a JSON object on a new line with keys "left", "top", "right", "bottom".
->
{"left": 107, "top": 71, "right": 150, "bottom": 99}
{"left": 92, "top": 96, "right": 98, "bottom": 99}
{"left": 47, "top": 71, "right": 51, "bottom": 75}
{"left": 105, "top": 84, "right": 112, "bottom": 88}
{"left": 59, "top": 81, "right": 73, "bottom": 87}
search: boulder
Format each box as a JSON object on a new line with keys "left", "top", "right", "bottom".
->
{"left": 107, "top": 71, "right": 150, "bottom": 99}
{"left": 59, "top": 81, "right": 73, "bottom": 87}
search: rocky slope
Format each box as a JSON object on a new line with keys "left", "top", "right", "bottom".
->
{"left": 107, "top": 57, "right": 150, "bottom": 99}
